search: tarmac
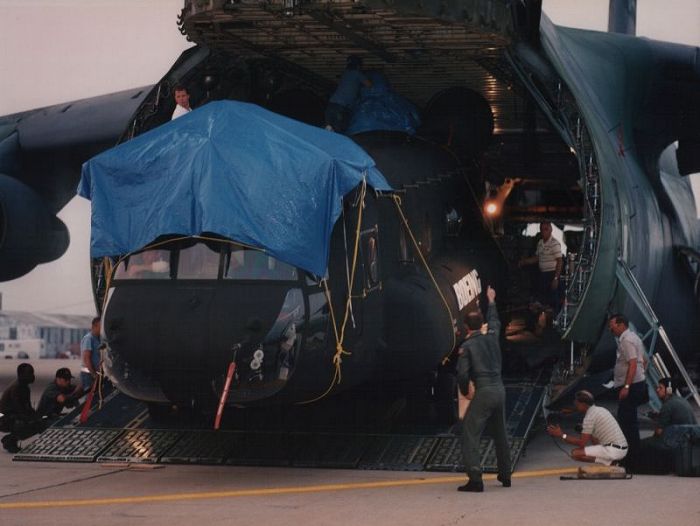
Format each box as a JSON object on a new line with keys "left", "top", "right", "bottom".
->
{"left": 1, "top": 359, "right": 699, "bottom": 526}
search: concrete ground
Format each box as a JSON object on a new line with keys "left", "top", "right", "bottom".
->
{"left": 1, "top": 360, "right": 699, "bottom": 526}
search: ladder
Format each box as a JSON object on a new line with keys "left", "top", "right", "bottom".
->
{"left": 615, "top": 258, "right": 700, "bottom": 409}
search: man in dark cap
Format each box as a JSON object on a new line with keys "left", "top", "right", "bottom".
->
{"left": 0, "top": 363, "right": 44, "bottom": 453}
{"left": 37, "top": 367, "right": 83, "bottom": 419}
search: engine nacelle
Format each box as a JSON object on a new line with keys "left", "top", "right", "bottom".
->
{"left": 0, "top": 174, "right": 69, "bottom": 281}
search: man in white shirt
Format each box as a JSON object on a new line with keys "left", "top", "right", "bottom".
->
{"left": 519, "top": 221, "right": 562, "bottom": 311}
{"left": 171, "top": 84, "right": 192, "bottom": 120}
{"left": 547, "top": 390, "right": 628, "bottom": 466}
{"left": 608, "top": 313, "right": 648, "bottom": 464}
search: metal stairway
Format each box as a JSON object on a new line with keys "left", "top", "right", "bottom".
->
{"left": 615, "top": 257, "right": 700, "bottom": 410}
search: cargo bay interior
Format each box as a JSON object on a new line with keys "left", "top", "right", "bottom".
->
{"left": 122, "top": 2, "right": 590, "bottom": 372}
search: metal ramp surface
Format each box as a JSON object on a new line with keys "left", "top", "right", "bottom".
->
{"left": 97, "top": 429, "right": 183, "bottom": 463}
{"left": 14, "top": 428, "right": 122, "bottom": 463}
{"left": 15, "top": 380, "right": 545, "bottom": 472}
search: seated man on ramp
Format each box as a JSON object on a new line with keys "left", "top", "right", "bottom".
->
{"left": 636, "top": 377, "right": 698, "bottom": 474}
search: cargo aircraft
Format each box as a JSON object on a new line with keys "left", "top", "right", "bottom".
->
{"left": 1, "top": 1, "right": 699, "bottom": 415}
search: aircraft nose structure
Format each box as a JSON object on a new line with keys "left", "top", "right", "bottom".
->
{"left": 101, "top": 245, "right": 307, "bottom": 407}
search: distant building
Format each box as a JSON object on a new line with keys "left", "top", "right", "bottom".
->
{"left": 0, "top": 311, "right": 94, "bottom": 358}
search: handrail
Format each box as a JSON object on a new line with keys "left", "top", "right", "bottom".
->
{"left": 615, "top": 257, "right": 700, "bottom": 408}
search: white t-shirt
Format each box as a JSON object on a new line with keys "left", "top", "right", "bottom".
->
{"left": 536, "top": 236, "right": 561, "bottom": 272}
{"left": 171, "top": 104, "right": 191, "bottom": 120}
{"left": 613, "top": 328, "right": 646, "bottom": 386}
{"left": 582, "top": 405, "right": 628, "bottom": 447}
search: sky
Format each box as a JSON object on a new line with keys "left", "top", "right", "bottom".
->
{"left": 0, "top": 0, "right": 698, "bottom": 315}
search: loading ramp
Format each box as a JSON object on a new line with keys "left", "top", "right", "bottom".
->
{"left": 14, "top": 377, "right": 545, "bottom": 472}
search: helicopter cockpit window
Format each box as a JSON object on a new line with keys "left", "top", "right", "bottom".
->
{"left": 361, "top": 227, "right": 380, "bottom": 291}
{"left": 178, "top": 243, "right": 221, "bottom": 279}
{"left": 445, "top": 204, "right": 462, "bottom": 236}
{"left": 114, "top": 249, "right": 171, "bottom": 280}
{"left": 224, "top": 248, "right": 297, "bottom": 281}
{"left": 399, "top": 226, "right": 412, "bottom": 264}
{"left": 422, "top": 212, "right": 433, "bottom": 256}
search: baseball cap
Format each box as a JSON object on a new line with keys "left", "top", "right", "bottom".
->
{"left": 56, "top": 367, "right": 73, "bottom": 380}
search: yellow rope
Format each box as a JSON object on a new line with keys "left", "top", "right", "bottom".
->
{"left": 391, "top": 195, "right": 456, "bottom": 357}
{"left": 100, "top": 257, "right": 113, "bottom": 315}
{"left": 97, "top": 363, "right": 104, "bottom": 409}
{"left": 296, "top": 280, "right": 344, "bottom": 404}
{"left": 299, "top": 180, "right": 367, "bottom": 404}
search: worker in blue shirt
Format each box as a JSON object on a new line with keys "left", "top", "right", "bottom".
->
{"left": 80, "top": 317, "right": 102, "bottom": 391}
{"left": 325, "top": 55, "right": 372, "bottom": 132}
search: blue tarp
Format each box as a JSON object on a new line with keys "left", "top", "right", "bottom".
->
{"left": 78, "top": 100, "right": 391, "bottom": 276}
{"left": 346, "top": 72, "right": 421, "bottom": 136}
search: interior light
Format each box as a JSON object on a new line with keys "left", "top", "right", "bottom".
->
{"left": 484, "top": 200, "right": 499, "bottom": 216}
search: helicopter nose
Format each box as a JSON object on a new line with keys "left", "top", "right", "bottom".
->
{"left": 103, "top": 282, "right": 305, "bottom": 405}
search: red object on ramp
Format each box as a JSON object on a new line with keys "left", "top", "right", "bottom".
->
{"left": 79, "top": 378, "right": 98, "bottom": 424}
{"left": 214, "top": 360, "right": 237, "bottom": 430}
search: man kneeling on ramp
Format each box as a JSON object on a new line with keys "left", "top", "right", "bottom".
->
{"left": 547, "top": 390, "right": 628, "bottom": 466}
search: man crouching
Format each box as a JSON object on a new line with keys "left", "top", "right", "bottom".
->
{"left": 547, "top": 390, "right": 628, "bottom": 466}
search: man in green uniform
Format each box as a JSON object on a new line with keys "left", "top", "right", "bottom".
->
{"left": 456, "top": 286, "right": 511, "bottom": 492}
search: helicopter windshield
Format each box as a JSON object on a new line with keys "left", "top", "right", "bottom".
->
{"left": 113, "top": 243, "right": 297, "bottom": 281}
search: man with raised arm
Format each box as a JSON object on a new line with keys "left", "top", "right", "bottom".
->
{"left": 456, "top": 286, "right": 511, "bottom": 492}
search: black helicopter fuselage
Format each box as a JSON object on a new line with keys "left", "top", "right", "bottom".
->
{"left": 100, "top": 131, "right": 502, "bottom": 409}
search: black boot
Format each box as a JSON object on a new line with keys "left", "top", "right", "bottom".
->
{"left": 457, "top": 480, "right": 484, "bottom": 492}
{"left": 497, "top": 474, "right": 511, "bottom": 487}
{"left": 2, "top": 435, "right": 20, "bottom": 454}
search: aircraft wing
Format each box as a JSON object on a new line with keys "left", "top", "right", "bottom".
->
{"left": 0, "top": 87, "right": 150, "bottom": 280}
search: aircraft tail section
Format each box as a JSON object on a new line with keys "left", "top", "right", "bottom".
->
{"left": 531, "top": 15, "right": 700, "bottom": 356}
{"left": 608, "top": 0, "right": 637, "bottom": 35}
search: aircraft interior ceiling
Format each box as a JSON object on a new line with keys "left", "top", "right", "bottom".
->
{"left": 182, "top": 1, "right": 523, "bottom": 129}
{"left": 181, "top": 1, "right": 582, "bottom": 222}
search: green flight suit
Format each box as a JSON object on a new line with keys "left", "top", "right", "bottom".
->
{"left": 457, "top": 301, "right": 511, "bottom": 482}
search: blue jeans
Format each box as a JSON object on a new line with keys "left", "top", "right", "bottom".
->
{"left": 80, "top": 371, "right": 94, "bottom": 391}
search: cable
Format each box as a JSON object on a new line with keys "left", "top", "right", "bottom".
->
{"left": 0, "top": 467, "right": 128, "bottom": 500}
{"left": 549, "top": 432, "right": 574, "bottom": 459}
